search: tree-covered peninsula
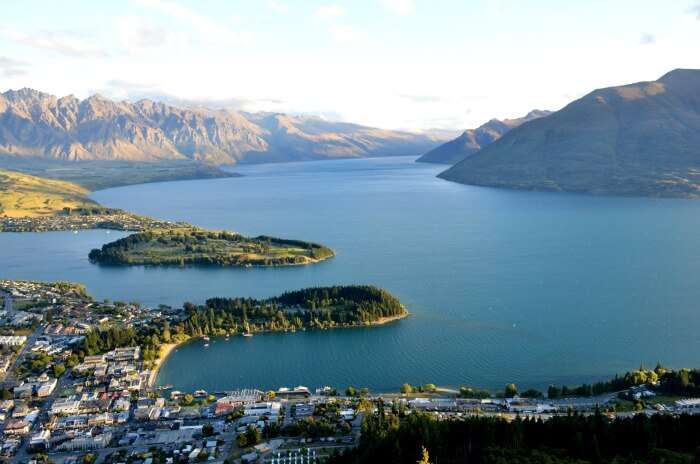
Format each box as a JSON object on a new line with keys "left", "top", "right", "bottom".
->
{"left": 80, "top": 285, "right": 407, "bottom": 361}
{"left": 199, "top": 285, "right": 408, "bottom": 333}
{"left": 88, "top": 227, "right": 335, "bottom": 267}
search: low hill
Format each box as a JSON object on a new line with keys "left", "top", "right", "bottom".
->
{"left": 0, "top": 89, "right": 448, "bottom": 165}
{"left": 417, "top": 110, "right": 551, "bottom": 165}
{"left": 0, "top": 168, "right": 97, "bottom": 217}
{"left": 88, "top": 227, "right": 335, "bottom": 267}
{"left": 439, "top": 69, "right": 700, "bottom": 198}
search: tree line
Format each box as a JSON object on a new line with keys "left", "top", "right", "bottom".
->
{"left": 331, "top": 408, "right": 700, "bottom": 464}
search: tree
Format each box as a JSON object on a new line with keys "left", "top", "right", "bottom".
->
{"left": 182, "top": 394, "right": 194, "bottom": 406}
{"left": 401, "top": 383, "right": 414, "bottom": 395}
{"left": 505, "top": 383, "right": 518, "bottom": 398}
{"left": 417, "top": 446, "right": 431, "bottom": 464}
{"left": 53, "top": 363, "right": 66, "bottom": 378}
{"left": 202, "top": 424, "right": 214, "bottom": 437}
{"left": 245, "top": 425, "right": 260, "bottom": 447}
{"left": 346, "top": 386, "right": 357, "bottom": 397}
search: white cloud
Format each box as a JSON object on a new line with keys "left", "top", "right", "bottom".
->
{"left": 0, "top": 27, "right": 107, "bottom": 58}
{"left": 133, "top": 0, "right": 249, "bottom": 46}
{"left": 313, "top": 5, "right": 346, "bottom": 22}
{"left": 114, "top": 15, "right": 166, "bottom": 52}
{"left": 691, "top": 3, "right": 700, "bottom": 19}
{"left": 0, "top": 56, "right": 29, "bottom": 77}
{"left": 639, "top": 33, "right": 655, "bottom": 45}
{"left": 328, "top": 25, "right": 367, "bottom": 43}
{"left": 380, "top": 0, "right": 415, "bottom": 16}
{"left": 266, "top": 1, "right": 289, "bottom": 15}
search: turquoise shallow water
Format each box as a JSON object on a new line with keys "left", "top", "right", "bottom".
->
{"left": 3, "top": 156, "right": 700, "bottom": 391}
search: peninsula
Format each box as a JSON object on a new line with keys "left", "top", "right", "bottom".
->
{"left": 88, "top": 227, "right": 335, "bottom": 267}
{"left": 0, "top": 168, "right": 187, "bottom": 232}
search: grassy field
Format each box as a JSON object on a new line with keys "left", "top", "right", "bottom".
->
{"left": 0, "top": 168, "right": 99, "bottom": 217}
{"left": 89, "top": 227, "right": 335, "bottom": 267}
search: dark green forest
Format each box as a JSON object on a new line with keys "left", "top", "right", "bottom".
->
{"left": 331, "top": 409, "right": 700, "bottom": 464}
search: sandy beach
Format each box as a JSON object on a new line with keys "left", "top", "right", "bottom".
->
{"left": 147, "top": 343, "right": 178, "bottom": 388}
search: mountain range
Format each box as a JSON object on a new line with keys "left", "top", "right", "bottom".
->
{"left": 439, "top": 69, "right": 700, "bottom": 198}
{"left": 417, "top": 110, "right": 551, "bottom": 165}
{"left": 0, "top": 89, "right": 450, "bottom": 165}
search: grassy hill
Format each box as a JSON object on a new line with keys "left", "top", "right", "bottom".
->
{"left": 88, "top": 227, "right": 335, "bottom": 267}
{"left": 0, "top": 168, "right": 98, "bottom": 217}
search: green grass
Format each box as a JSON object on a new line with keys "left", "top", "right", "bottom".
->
{"left": 89, "top": 227, "right": 335, "bottom": 267}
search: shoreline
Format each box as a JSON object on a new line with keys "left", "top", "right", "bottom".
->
{"left": 148, "top": 312, "right": 408, "bottom": 389}
{"left": 147, "top": 342, "right": 178, "bottom": 388}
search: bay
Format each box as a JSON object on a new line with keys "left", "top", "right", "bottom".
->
{"left": 3, "top": 156, "right": 700, "bottom": 391}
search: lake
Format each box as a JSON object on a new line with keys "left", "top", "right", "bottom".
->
{"left": 3, "top": 156, "right": 700, "bottom": 392}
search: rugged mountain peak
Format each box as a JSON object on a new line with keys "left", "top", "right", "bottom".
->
{"left": 0, "top": 88, "right": 448, "bottom": 164}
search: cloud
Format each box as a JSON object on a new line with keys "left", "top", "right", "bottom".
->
{"left": 328, "top": 25, "right": 367, "bottom": 43}
{"left": 691, "top": 3, "right": 700, "bottom": 19}
{"left": 133, "top": 0, "right": 249, "bottom": 46}
{"left": 0, "top": 27, "right": 107, "bottom": 58}
{"left": 0, "top": 56, "right": 29, "bottom": 77}
{"left": 313, "top": 5, "right": 346, "bottom": 22}
{"left": 114, "top": 15, "right": 167, "bottom": 51}
{"left": 97, "top": 79, "right": 286, "bottom": 112}
{"left": 639, "top": 33, "right": 655, "bottom": 45}
{"left": 398, "top": 94, "right": 444, "bottom": 104}
{"left": 266, "top": 1, "right": 289, "bottom": 15}
{"left": 380, "top": 0, "right": 415, "bottom": 16}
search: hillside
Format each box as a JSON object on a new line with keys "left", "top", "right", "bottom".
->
{"left": 0, "top": 168, "right": 97, "bottom": 217}
{"left": 417, "top": 110, "right": 551, "bottom": 165}
{"left": 0, "top": 89, "right": 448, "bottom": 165}
{"left": 439, "top": 69, "right": 700, "bottom": 198}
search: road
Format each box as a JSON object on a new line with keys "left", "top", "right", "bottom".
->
{"left": 3, "top": 323, "right": 45, "bottom": 384}
{"left": 0, "top": 290, "right": 12, "bottom": 312}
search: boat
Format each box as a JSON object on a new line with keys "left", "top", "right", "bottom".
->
{"left": 243, "top": 333, "right": 254, "bottom": 338}
{"left": 204, "top": 343, "right": 210, "bottom": 348}
{"left": 202, "top": 335, "right": 210, "bottom": 341}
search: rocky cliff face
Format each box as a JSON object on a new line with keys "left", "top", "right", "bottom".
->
{"left": 0, "top": 89, "right": 446, "bottom": 164}
{"left": 417, "top": 110, "right": 551, "bottom": 165}
{"left": 438, "top": 69, "right": 700, "bottom": 198}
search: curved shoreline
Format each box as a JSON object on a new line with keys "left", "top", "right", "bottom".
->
{"left": 148, "top": 312, "right": 409, "bottom": 390}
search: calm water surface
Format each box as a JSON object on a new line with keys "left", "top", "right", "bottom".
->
{"left": 3, "top": 156, "right": 700, "bottom": 391}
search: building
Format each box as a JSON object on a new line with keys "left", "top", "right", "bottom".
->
{"left": 0, "top": 336, "right": 27, "bottom": 347}
{"left": 276, "top": 386, "right": 311, "bottom": 399}
{"left": 675, "top": 398, "right": 700, "bottom": 414}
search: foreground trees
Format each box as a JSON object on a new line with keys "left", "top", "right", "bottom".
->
{"left": 331, "top": 410, "right": 700, "bottom": 464}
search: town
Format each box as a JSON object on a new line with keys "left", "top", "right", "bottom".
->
{"left": 0, "top": 208, "right": 185, "bottom": 233}
{"left": 1, "top": 279, "right": 699, "bottom": 464}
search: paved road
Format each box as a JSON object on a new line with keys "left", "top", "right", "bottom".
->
{"left": 0, "top": 290, "right": 12, "bottom": 312}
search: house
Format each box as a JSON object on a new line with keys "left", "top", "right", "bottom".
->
{"left": 675, "top": 398, "right": 700, "bottom": 414}
{"left": 3, "top": 418, "right": 30, "bottom": 435}
{"left": 50, "top": 398, "right": 81, "bottom": 416}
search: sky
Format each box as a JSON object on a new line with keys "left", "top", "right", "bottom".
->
{"left": 0, "top": 0, "right": 699, "bottom": 131}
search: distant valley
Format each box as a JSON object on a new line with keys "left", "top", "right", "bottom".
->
{"left": 417, "top": 110, "right": 551, "bottom": 165}
{"left": 439, "top": 69, "right": 700, "bottom": 198}
{"left": 0, "top": 88, "right": 449, "bottom": 166}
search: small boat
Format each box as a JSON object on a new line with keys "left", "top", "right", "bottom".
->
{"left": 202, "top": 336, "right": 210, "bottom": 341}
{"left": 243, "top": 333, "right": 254, "bottom": 338}
{"left": 204, "top": 343, "right": 210, "bottom": 348}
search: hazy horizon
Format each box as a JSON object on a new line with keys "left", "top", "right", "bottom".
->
{"left": 1, "top": 0, "right": 699, "bottom": 131}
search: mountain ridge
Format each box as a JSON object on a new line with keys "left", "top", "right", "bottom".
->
{"left": 439, "top": 69, "right": 700, "bottom": 198}
{"left": 0, "top": 88, "right": 449, "bottom": 165}
{"left": 416, "top": 110, "right": 551, "bottom": 165}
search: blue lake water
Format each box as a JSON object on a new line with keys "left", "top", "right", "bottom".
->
{"left": 3, "top": 156, "right": 700, "bottom": 392}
